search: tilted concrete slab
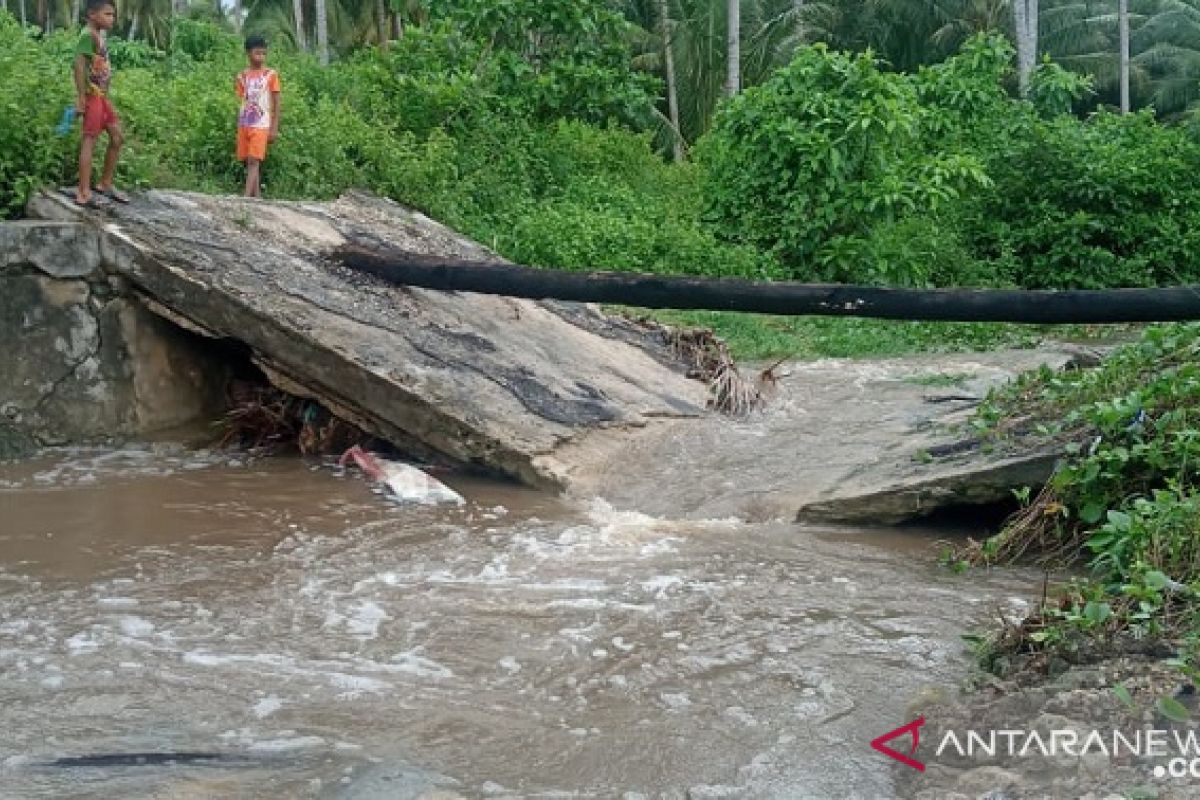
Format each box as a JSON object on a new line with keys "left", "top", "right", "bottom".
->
{"left": 26, "top": 189, "right": 707, "bottom": 488}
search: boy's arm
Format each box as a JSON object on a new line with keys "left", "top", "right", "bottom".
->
{"left": 73, "top": 54, "right": 89, "bottom": 113}
{"left": 269, "top": 91, "right": 280, "bottom": 141}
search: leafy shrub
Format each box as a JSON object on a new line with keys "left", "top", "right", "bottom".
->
{"left": 427, "top": 0, "right": 656, "bottom": 126}
{"left": 700, "top": 33, "right": 1200, "bottom": 290}
{"left": 1028, "top": 60, "right": 1095, "bottom": 118}
{"left": 697, "top": 42, "right": 992, "bottom": 282}
{"left": 106, "top": 36, "right": 166, "bottom": 69}
{"left": 170, "top": 19, "right": 239, "bottom": 62}
{"left": 0, "top": 16, "right": 75, "bottom": 216}
{"left": 963, "top": 111, "right": 1200, "bottom": 288}
{"left": 968, "top": 325, "right": 1200, "bottom": 652}
{"left": 0, "top": 10, "right": 772, "bottom": 292}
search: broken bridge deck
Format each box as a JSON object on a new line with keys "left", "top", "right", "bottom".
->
{"left": 26, "top": 189, "right": 707, "bottom": 489}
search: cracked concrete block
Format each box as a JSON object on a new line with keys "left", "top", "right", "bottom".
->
{"left": 0, "top": 221, "right": 102, "bottom": 278}
{"left": 116, "top": 297, "right": 230, "bottom": 431}
{"left": 0, "top": 272, "right": 228, "bottom": 447}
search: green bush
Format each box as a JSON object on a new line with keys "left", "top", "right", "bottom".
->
{"left": 697, "top": 43, "right": 989, "bottom": 283}
{"left": 0, "top": 17, "right": 76, "bottom": 216}
{"left": 0, "top": 10, "right": 774, "bottom": 295}
{"left": 969, "top": 325, "right": 1200, "bottom": 655}
{"left": 700, "top": 33, "right": 1200, "bottom": 290}
{"left": 427, "top": 0, "right": 656, "bottom": 126}
{"left": 963, "top": 111, "right": 1200, "bottom": 289}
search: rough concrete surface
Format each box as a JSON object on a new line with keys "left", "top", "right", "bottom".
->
{"left": 1, "top": 219, "right": 228, "bottom": 450}
{"left": 26, "top": 189, "right": 708, "bottom": 488}
{"left": 0, "top": 220, "right": 101, "bottom": 278}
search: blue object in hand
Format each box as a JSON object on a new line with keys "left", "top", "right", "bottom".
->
{"left": 54, "top": 106, "right": 76, "bottom": 136}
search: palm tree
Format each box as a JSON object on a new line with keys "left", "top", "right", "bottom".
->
{"left": 375, "top": 0, "right": 387, "bottom": 50}
{"left": 928, "top": 0, "right": 1012, "bottom": 55}
{"left": 1119, "top": 0, "right": 1130, "bottom": 109}
{"left": 316, "top": 0, "right": 329, "bottom": 63}
{"left": 1014, "top": 0, "right": 1040, "bottom": 95}
{"left": 659, "top": 0, "right": 685, "bottom": 159}
{"left": 726, "top": 0, "right": 741, "bottom": 94}
{"left": 115, "top": 0, "right": 172, "bottom": 46}
{"left": 1039, "top": 0, "right": 1200, "bottom": 113}
{"left": 293, "top": 0, "right": 306, "bottom": 50}
{"left": 1132, "top": 0, "right": 1200, "bottom": 111}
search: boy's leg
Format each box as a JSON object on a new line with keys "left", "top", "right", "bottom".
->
{"left": 77, "top": 93, "right": 108, "bottom": 203}
{"left": 245, "top": 157, "right": 261, "bottom": 198}
{"left": 77, "top": 135, "right": 97, "bottom": 203}
{"left": 96, "top": 119, "right": 125, "bottom": 194}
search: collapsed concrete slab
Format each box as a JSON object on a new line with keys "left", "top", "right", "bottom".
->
{"left": 17, "top": 190, "right": 1093, "bottom": 521}
{"left": 0, "top": 220, "right": 101, "bottom": 278}
{"left": 25, "top": 190, "right": 707, "bottom": 488}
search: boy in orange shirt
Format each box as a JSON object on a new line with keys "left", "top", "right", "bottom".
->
{"left": 236, "top": 36, "right": 281, "bottom": 198}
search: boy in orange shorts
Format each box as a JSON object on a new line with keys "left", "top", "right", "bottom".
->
{"left": 236, "top": 35, "right": 281, "bottom": 198}
{"left": 74, "top": 0, "right": 128, "bottom": 206}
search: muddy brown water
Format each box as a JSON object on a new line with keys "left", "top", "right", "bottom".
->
{"left": 0, "top": 445, "right": 1040, "bottom": 799}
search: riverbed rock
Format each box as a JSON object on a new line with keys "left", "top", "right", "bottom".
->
{"left": 556, "top": 350, "right": 1084, "bottom": 520}
{"left": 794, "top": 450, "right": 1063, "bottom": 525}
{"left": 0, "top": 422, "right": 37, "bottom": 461}
{"left": 336, "top": 762, "right": 463, "bottom": 800}
{"left": 954, "top": 765, "right": 1024, "bottom": 796}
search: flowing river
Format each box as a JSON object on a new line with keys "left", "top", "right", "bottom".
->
{"left": 0, "top": 444, "right": 1039, "bottom": 799}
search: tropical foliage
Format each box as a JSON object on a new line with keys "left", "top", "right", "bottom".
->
{"left": 9, "top": 10, "right": 1200, "bottom": 294}
{"left": 700, "top": 33, "right": 1200, "bottom": 288}
{"left": 10, "top": 0, "right": 1200, "bottom": 134}
{"left": 961, "top": 324, "right": 1200, "bottom": 672}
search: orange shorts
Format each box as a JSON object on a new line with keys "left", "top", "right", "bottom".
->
{"left": 237, "top": 127, "right": 270, "bottom": 162}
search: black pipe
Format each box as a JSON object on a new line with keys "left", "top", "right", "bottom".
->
{"left": 334, "top": 245, "right": 1200, "bottom": 324}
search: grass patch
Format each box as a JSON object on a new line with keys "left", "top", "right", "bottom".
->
{"left": 904, "top": 372, "right": 973, "bottom": 387}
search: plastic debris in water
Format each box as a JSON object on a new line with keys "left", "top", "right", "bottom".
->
{"left": 338, "top": 445, "right": 464, "bottom": 506}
